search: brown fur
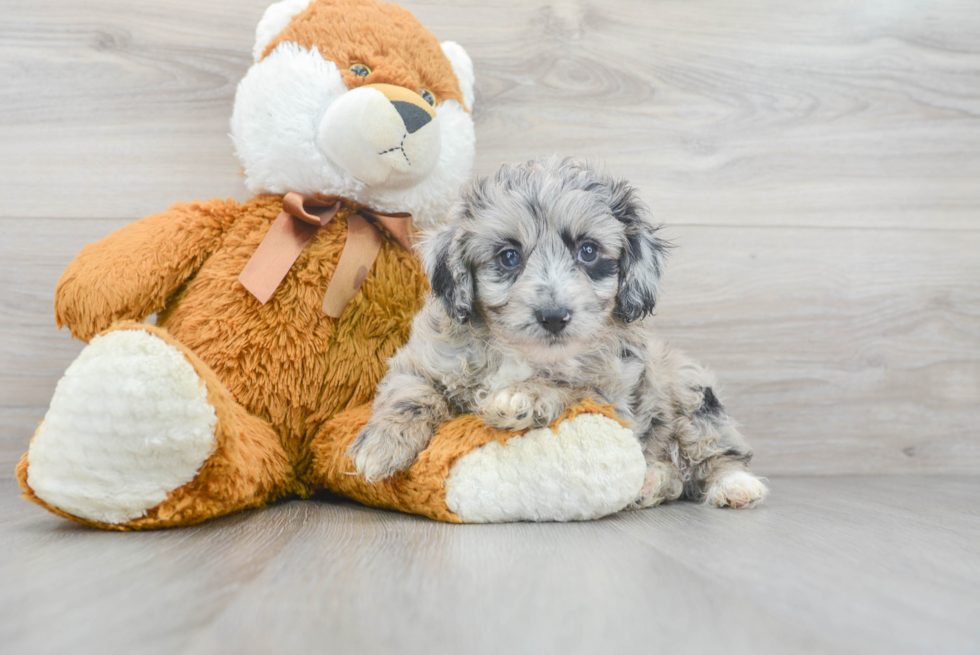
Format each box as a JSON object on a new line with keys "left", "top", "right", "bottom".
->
{"left": 52, "top": 195, "right": 425, "bottom": 484}
{"left": 18, "top": 189, "right": 621, "bottom": 527}
{"left": 17, "top": 1, "right": 555, "bottom": 528}
{"left": 19, "top": 321, "right": 294, "bottom": 530}
{"left": 263, "top": 0, "right": 465, "bottom": 107}
{"left": 18, "top": 290, "right": 620, "bottom": 528}
{"left": 308, "top": 398, "right": 624, "bottom": 522}
{"left": 18, "top": 195, "right": 424, "bottom": 527}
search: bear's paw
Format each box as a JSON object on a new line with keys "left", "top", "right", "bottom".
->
{"left": 444, "top": 412, "right": 646, "bottom": 522}
{"left": 26, "top": 330, "right": 218, "bottom": 524}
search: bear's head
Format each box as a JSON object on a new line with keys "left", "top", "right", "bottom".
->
{"left": 231, "top": 0, "right": 475, "bottom": 229}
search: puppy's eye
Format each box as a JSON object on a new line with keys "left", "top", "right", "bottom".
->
{"left": 420, "top": 88, "right": 436, "bottom": 106}
{"left": 498, "top": 249, "right": 522, "bottom": 269}
{"left": 349, "top": 63, "right": 371, "bottom": 78}
{"left": 577, "top": 242, "right": 599, "bottom": 265}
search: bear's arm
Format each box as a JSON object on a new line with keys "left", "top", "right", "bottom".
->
{"left": 54, "top": 199, "right": 239, "bottom": 342}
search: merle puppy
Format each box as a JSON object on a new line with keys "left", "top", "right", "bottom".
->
{"left": 350, "top": 157, "right": 768, "bottom": 509}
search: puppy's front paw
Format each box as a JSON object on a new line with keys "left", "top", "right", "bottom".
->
{"left": 480, "top": 389, "right": 539, "bottom": 430}
{"left": 348, "top": 419, "right": 430, "bottom": 482}
{"left": 704, "top": 470, "right": 769, "bottom": 509}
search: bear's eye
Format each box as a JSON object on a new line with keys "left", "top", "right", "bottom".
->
{"left": 577, "top": 242, "right": 599, "bottom": 265}
{"left": 498, "top": 249, "right": 522, "bottom": 269}
{"left": 349, "top": 63, "right": 371, "bottom": 78}
{"left": 420, "top": 88, "right": 435, "bottom": 106}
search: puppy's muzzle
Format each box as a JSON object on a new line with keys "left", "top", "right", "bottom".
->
{"left": 536, "top": 307, "right": 571, "bottom": 335}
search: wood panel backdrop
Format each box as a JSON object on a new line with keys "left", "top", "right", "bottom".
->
{"left": 1, "top": 0, "right": 978, "bottom": 478}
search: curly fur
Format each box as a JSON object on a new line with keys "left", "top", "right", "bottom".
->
{"left": 351, "top": 157, "right": 768, "bottom": 509}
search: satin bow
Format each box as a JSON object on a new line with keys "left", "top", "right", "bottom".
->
{"left": 238, "top": 192, "right": 414, "bottom": 318}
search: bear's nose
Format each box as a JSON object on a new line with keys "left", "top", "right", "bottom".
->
{"left": 536, "top": 308, "right": 571, "bottom": 334}
{"left": 391, "top": 100, "right": 432, "bottom": 134}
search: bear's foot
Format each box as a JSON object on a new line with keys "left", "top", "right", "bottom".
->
{"left": 310, "top": 401, "right": 645, "bottom": 523}
{"left": 444, "top": 411, "right": 646, "bottom": 522}
{"left": 24, "top": 329, "right": 219, "bottom": 524}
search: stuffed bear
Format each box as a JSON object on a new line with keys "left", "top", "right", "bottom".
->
{"left": 16, "top": 0, "right": 647, "bottom": 529}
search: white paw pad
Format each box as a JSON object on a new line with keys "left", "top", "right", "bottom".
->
{"left": 445, "top": 412, "right": 646, "bottom": 522}
{"left": 704, "top": 471, "right": 769, "bottom": 509}
{"left": 27, "top": 330, "right": 218, "bottom": 524}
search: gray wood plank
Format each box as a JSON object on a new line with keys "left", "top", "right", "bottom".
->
{"left": 3, "top": 218, "right": 977, "bottom": 477}
{"left": 0, "top": 492, "right": 313, "bottom": 654}
{"left": 659, "top": 224, "right": 980, "bottom": 476}
{"left": 612, "top": 476, "right": 980, "bottom": 654}
{"left": 0, "top": 408, "right": 38, "bottom": 480}
{"left": 3, "top": 476, "right": 978, "bottom": 655}
{"left": 0, "top": 0, "right": 257, "bottom": 217}
{"left": 1, "top": 0, "right": 979, "bottom": 228}
{"left": 181, "top": 499, "right": 851, "bottom": 655}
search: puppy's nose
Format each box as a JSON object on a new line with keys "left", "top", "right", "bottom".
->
{"left": 391, "top": 100, "right": 432, "bottom": 134}
{"left": 536, "top": 307, "right": 571, "bottom": 334}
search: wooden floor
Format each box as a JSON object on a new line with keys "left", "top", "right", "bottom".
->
{"left": 2, "top": 0, "right": 980, "bottom": 652}
{"left": 2, "top": 476, "right": 978, "bottom": 654}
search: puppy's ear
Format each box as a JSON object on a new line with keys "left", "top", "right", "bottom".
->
{"left": 421, "top": 223, "right": 474, "bottom": 323}
{"left": 608, "top": 180, "right": 669, "bottom": 323}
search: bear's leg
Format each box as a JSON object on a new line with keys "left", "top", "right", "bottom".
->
{"left": 17, "top": 321, "right": 292, "bottom": 530}
{"left": 306, "top": 401, "right": 647, "bottom": 523}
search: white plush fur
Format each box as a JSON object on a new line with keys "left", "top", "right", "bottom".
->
{"left": 252, "top": 0, "right": 313, "bottom": 62}
{"left": 317, "top": 85, "right": 442, "bottom": 188}
{"left": 445, "top": 412, "right": 646, "bottom": 522}
{"left": 27, "top": 330, "right": 218, "bottom": 524}
{"left": 440, "top": 41, "right": 474, "bottom": 111}
{"left": 231, "top": 42, "right": 475, "bottom": 230}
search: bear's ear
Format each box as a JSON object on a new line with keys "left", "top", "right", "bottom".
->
{"left": 441, "top": 41, "right": 475, "bottom": 111}
{"left": 253, "top": 0, "right": 313, "bottom": 62}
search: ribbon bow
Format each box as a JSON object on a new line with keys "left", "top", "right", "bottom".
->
{"left": 238, "top": 192, "right": 414, "bottom": 318}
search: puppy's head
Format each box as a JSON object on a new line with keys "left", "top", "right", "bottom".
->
{"left": 423, "top": 157, "right": 668, "bottom": 362}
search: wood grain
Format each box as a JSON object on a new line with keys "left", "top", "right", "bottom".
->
{"left": 3, "top": 476, "right": 979, "bottom": 654}
{"left": 659, "top": 224, "right": 980, "bottom": 475}
{"left": 1, "top": 0, "right": 979, "bottom": 228}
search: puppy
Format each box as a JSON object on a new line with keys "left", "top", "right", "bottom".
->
{"left": 350, "top": 157, "right": 768, "bottom": 509}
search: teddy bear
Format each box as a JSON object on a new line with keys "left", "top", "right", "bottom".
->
{"left": 16, "top": 0, "right": 647, "bottom": 529}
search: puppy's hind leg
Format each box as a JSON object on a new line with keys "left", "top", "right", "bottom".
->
{"left": 701, "top": 456, "right": 769, "bottom": 510}
{"left": 677, "top": 380, "right": 768, "bottom": 509}
{"left": 629, "top": 457, "right": 684, "bottom": 509}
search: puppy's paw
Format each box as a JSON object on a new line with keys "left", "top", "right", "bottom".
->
{"left": 704, "top": 470, "right": 769, "bottom": 509}
{"left": 629, "top": 462, "right": 683, "bottom": 509}
{"left": 480, "top": 389, "right": 539, "bottom": 430}
{"left": 348, "top": 418, "right": 431, "bottom": 482}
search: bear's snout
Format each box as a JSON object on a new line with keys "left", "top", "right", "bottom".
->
{"left": 317, "top": 82, "right": 441, "bottom": 189}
